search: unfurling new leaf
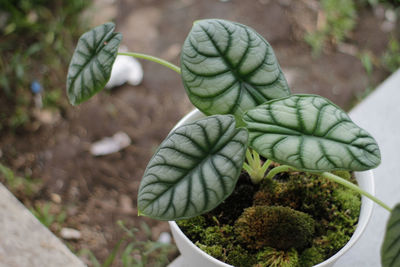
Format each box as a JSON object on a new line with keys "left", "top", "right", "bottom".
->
{"left": 66, "top": 22, "right": 122, "bottom": 105}
{"left": 181, "top": 19, "right": 290, "bottom": 118}
{"left": 137, "top": 115, "right": 248, "bottom": 220}
{"left": 243, "top": 94, "right": 381, "bottom": 172}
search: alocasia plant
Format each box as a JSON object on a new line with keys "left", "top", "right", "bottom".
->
{"left": 66, "top": 19, "right": 399, "bottom": 266}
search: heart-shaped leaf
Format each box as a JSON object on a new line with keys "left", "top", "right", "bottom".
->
{"left": 138, "top": 115, "right": 248, "bottom": 220}
{"left": 66, "top": 22, "right": 122, "bottom": 105}
{"left": 382, "top": 203, "right": 400, "bottom": 267}
{"left": 243, "top": 94, "right": 381, "bottom": 172}
{"left": 181, "top": 19, "right": 290, "bottom": 118}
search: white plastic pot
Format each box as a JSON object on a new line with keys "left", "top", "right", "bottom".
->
{"left": 168, "top": 109, "right": 375, "bottom": 267}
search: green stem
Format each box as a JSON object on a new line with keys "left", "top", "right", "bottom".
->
{"left": 321, "top": 172, "right": 392, "bottom": 212}
{"left": 118, "top": 52, "right": 181, "bottom": 74}
{"left": 265, "top": 165, "right": 298, "bottom": 179}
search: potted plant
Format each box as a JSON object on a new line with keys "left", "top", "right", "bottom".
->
{"left": 66, "top": 19, "right": 400, "bottom": 267}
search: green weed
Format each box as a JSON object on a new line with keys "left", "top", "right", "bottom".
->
{"left": 0, "top": 0, "right": 91, "bottom": 129}
{"left": 30, "top": 202, "right": 67, "bottom": 229}
{"left": 79, "top": 221, "right": 176, "bottom": 267}
{"left": 382, "top": 36, "right": 400, "bottom": 73}
{"left": 305, "top": 0, "right": 356, "bottom": 56}
{"left": 0, "top": 163, "right": 42, "bottom": 197}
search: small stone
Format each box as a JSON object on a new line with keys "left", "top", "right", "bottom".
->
{"left": 60, "top": 228, "right": 82, "bottom": 240}
{"left": 33, "top": 109, "right": 60, "bottom": 124}
{"left": 119, "top": 194, "right": 134, "bottom": 214}
{"left": 50, "top": 193, "right": 62, "bottom": 204}
{"left": 157, "top": 232, "right": 171, "bottom": 244}
{"left": 381, "top": 21, "right": 395, "bottom": 32}
{"left": 385, "top": 9, "right": 397, "bottom": 23}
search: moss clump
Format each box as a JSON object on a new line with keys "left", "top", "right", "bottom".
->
{"left": 226, "top": 244, "right": 257, "bottom": 267}
{"left": 333, "top": 188, "right": 360, "bottom": 218}
{"left": 201, "top": 225, "right": 235, "bottom": 246}
{"left": 178, "top": 171, "right": 361, "bottom": 267}
{"left": 299, "top": 246, "right": 325, "bottom": 267}
{"left": 315, "top": 229, "right": 351, "bottom": 257}
{"left": 235, "top": 205, "right": 315, "bottom": 250}
{"left": 195, "top": 224, "right": 256, "bottom": 266}
{"left": 255, "top": 247, "right": 299, "bottom": 267}
{"left": 196, "top": 242, "right": 225, "bottom": 260}
{"left": 254, "top": 171, "right": 358, "bottom": 221}
{"left": 196, "top": 242, "right": 256, "bottom": 267}
{"left": 206, "top": 174, "right": 259, "bottom": 224}
{"left": 176, "top": 215, "right": 207, "bottom": 241}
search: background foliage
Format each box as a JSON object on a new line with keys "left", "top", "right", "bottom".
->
{"left": 0, "top": 0, "right": 91, "bottom": 131}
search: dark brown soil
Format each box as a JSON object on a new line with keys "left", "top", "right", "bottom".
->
{"left": 0, "top": 0, "right": 396, "bottom": 265}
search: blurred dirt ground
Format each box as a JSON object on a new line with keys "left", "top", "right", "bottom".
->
{"left": 0, "top": 0, "right": 397, "bottom": 265}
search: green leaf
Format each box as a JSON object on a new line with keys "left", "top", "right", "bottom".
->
{"left": 137, "top": 115, "right": 248, "bottom": 220}
{"left": 181, "top": 19, "right": 290, "bottom": 118}
{"left": 382, "top": 204, "right": 400, "bottom": 267}
{"left": 66, "top": 22, "right": 122, "bottom": 105}
{"left": 243, "top": 94, "right": 381, "bottom": 172}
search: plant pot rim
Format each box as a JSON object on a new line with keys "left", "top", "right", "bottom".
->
{"left": 169, "top": 109, "right": 375, "bottom": 267}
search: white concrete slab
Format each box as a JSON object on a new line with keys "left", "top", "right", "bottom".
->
{"left": 335, "top": 69, "right": 400, "bottom": 266}
{"left": 0, "top": 183, "right": 85, "bottom": 267}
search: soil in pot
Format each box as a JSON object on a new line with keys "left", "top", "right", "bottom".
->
{"left": 177, "top": 168, "right": 361, "bottom": 267}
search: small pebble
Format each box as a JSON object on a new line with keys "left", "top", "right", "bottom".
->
{"left": 385, "top": 9, "right": 397, "bottom": 23}
{"left": 119, "top": 194, "right": 135, "bottom": 214}
{"left": 60, "top": 228, "right": 82, "bottom": 240}
{"left": 50, "top": 193, "right": 62, "bottom": 204}
{"left": 158, "top": 232, "right": 172, "bottom": 244}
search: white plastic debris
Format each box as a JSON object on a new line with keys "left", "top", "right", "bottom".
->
{"left": 90, "top": 132, "right": 131, "bottom": 156}
{"left": 157, "top": 232, "right": 172, "bottom": 244}
{"left": 105, "top": 47, "right": 143, "bottom": 89}
{"left": 60, "top": 228, "right": 82, "bottom": 240}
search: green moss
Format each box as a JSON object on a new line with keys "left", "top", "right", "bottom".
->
{"left": 201, "top": 225, "right": 235, "bottom": 246}
{"left": 176, "top": 216, "right": 206, "bottom": 241}
{"left": 255, "top": 172, "right": 360, "bottom": 224}
{"left": 206, "top": 176, "right": 259, "bottom": 224}
{"left": 315, "top": 229, "right": 351, "bottom": 257}
{"left": 299, "top": 246, "right": 325, "bottom": 267}
{"left": 333, "top": 188, "right": 360, "bottom": 218}
{"left": 196, "top": 242, "right": 225, "bottom": 260}
{"left": 178, "top": 171, "right": 361, "bottom": 267}
{"left": 196, "top": 242, "right": 255, "bottom": 267}
{"left": 226, "top": 244, "right": 256, "bottom": 267}
{"left": 235, "top": 205, "right": 315, "bottom": 250}
{"left": 256, "top": 247, "right": 299, "bottom": 267}
{"left": 253, "top": 178, "right": 302, "bottom": 210}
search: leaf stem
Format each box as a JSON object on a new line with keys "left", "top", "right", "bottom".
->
{"left": 265, "top": 165, "right": 298, "bottom": 179}
{"left": 321, "top": 172, "right": 392, "bottom": 212}
{"left": 118, "top": 52, "right": 181, "bottom": 74}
